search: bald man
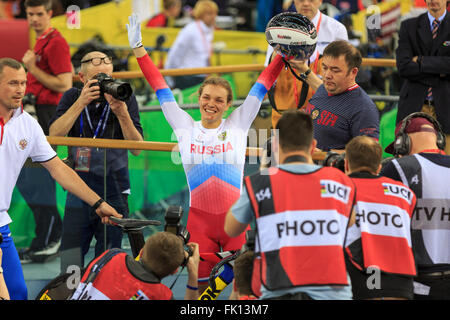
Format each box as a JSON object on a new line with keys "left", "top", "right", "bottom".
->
{"left": 49, "top": 51, "right": 144, "bottom": 273}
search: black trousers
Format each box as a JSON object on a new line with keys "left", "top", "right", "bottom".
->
{"left": 414, "top": 273, "right": 450, "bottom": 300}
{"left": 15, "top": 104, "right": 62, "bottom": 250}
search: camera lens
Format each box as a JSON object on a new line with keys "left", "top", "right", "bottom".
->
{"left": 104, "top": 82, "right": 133, "bottom": 101}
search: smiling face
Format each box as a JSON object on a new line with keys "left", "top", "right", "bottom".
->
{"left": 198, "top": 84, "right": 231, "bottom": 129}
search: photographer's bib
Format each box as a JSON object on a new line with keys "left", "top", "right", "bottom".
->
{"left": 245, "top": 166, "right": 355, "bottom": 289}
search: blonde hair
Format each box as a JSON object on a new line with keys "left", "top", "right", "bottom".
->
{"left": 192, "top": 0, "right": 218, "bottom": 20}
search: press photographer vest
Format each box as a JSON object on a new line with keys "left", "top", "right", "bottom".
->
{"left": 391, "top": 154, "right": 450, "bottom": 268}
{"left": 345, "top": 175, "right": 417, "bottom": 276}
{"left": 71, "top": 249, "right": 173, "bottom": 300}
{"left": 245, "top": 166, "right": 355, "bottom": 290}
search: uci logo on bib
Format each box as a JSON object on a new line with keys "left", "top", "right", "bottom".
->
{"left": 382, "top": 183, "right": 413, "bottom": 204}
{"left": 320, "top": 180, "right": 350, "bottom": 204}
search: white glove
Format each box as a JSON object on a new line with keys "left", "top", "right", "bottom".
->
{"left": 126, "top": 13, "right": 143, "bottom": 49}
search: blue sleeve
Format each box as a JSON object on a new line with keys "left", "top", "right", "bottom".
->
{"left": 230, "top": 185, "right": 254, "bottom": 225}
{"left": 351, "top": 98, "right": 380, "bottom": 139}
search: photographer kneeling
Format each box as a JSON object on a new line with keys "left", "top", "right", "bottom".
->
{"left": 71, "top": 232, "right": 200, "bottom": 300}
{"left": 49, "top": 51, "right": 144, "bottom": 274}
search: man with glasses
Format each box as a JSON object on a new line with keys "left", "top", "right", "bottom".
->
{"left": 49, "top": 51, "right": 144, "bottom": 274}
{"left": 15, "top": 0, "right": 73, "bottom": 264}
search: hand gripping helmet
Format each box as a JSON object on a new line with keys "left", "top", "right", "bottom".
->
{"left": 265, "top": 12, "right": 317, "bottom": 60}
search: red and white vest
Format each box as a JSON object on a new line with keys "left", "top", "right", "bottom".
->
{"left": 71, "top": 251, "right": 173, "bottom": 300}
{"left": 245, "top": 166, "right": 355, "bottom": 290}
{"left": 346, "top": 176, "right": 417, "bottom": 276}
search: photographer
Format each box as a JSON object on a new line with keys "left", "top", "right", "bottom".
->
{"left": 225, "top": 110, "right": 355, "bottom": 300}
{"left": 49, "top": 51, "right": 144, "bottom": 274}
{"left": 344, "top": 136, "right": 416, "bottom": 300}
{"left": 70, "top": 232, "right": 200, "bottom": 300}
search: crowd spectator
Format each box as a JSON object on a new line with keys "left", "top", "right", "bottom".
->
{"left": 126, "top": 12, "right": 285, "bottom": 296}
{"left": 225, "top": 110, "right": 355, "bottom": 300}
{"left": 48, "top": 50, "right": 144, "bottom": 273}
{"left": 344, "top": 136, "right": 416, "bottom": 300}
{"left": 302, "top": 40, "right": 379, "bottom": 151}
{"left": 70, "top": 232, "right": 200, "bottom": 300}
{"left": 146, "top": 0, "right": 181, "bottom": 28}
{"left": 381, "top": 112, "right": 450, "bottom": 300}
{"left": 265, "top": 0, "right": 348, "bottom": 128}
{"left": 0, "top": 57, "right": 122, "bottom": 300}
{"left": 395, "top": 0, "right": 450, "bottom": 155}
{"left": 164, "top": 0, "right": 218, "bottom": 90}
{"left": 16, "top": 0, "right": 73, "bottom": 264}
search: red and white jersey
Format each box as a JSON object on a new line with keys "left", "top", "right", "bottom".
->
{"left": 162, "top": 97, "right": 260, "bottom": 214}
{"left": 346, "top": 175, "right": 417, "bottom": 276}
{"left": 136, "top": 54, "right": 284, "bottom": 214}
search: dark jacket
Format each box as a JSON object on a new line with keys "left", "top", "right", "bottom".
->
{"left": 396, "top": 12, "right": 450, "bottom": 133}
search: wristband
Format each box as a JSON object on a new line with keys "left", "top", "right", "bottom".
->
{"left": 300, "top": 68, "right": 311, "bottom": 81}
{"left": 92, "top": 198, "right": 105, "bottom": 211}
{"left": 186, "top": 285, "right": 198, "bottom": 291}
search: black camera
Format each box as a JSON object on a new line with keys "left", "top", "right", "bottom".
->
{"left": 164, "top": 206, "right": 192, "bottom": 265}
{"left": 22, "top": 93, "right": 37, "bottom": 120}
{"left": 242, "top": 229, "right": 255, "bottom": 252}
{"left": 91, "top": 72, "right": 133, "bottom": 102}
{"left": 164, "top": 206, "right": 190, "bottom": 244}
{"left": 323, "top": 151, "right": 346, "bottom": 173}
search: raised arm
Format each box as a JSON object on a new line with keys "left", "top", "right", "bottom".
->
{"left": 127, "top": 14, "right": 193, "bottom": 131}
{"left": 227, "top": 53, "right": 285, "bottom": 131}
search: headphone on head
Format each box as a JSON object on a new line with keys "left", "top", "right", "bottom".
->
{"left": 393, "top": 112, "right": 446, "bottom": 156}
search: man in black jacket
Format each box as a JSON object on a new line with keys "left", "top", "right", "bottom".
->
{"left": 395, "top": 0, "right": 450, "bottom": 154}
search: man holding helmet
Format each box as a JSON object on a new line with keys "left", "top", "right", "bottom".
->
{"left": 49, "top": 51, "right": 144, "bottom": 274}
{"left": 265, "top": 0, "right": 349, "bottom": 129}
{"left": 301, "top": 40, "right": 379, "bottom": 152}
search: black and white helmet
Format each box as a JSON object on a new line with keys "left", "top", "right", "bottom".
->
{"left": 265, "top": 12, "right": 317, "bottom": 60}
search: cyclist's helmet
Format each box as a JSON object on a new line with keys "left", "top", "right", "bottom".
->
{"left": 265, "top": 12, "right": 317, "bottom": 60}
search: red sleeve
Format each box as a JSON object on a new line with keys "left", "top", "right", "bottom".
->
{"left": 255, "top": 54, "right": 284, "bottom": 91}
{"left": 146, "top": 14, "right": 167, "bottom": 27}
{"left": 46, "top": 35, "right": 72, "bottom": 75}
{"left": 136, "top": 54, "right": 168, "bottom": 91}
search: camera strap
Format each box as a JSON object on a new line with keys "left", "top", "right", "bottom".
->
{"left": 79, "top": 103, "right": 111, "bottom": 138}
